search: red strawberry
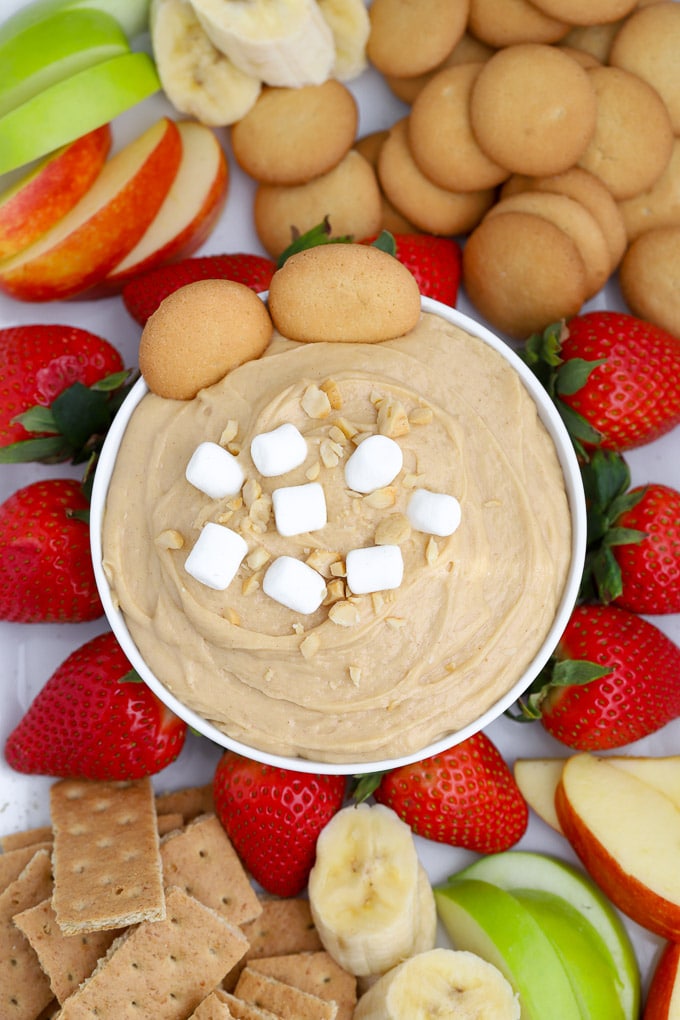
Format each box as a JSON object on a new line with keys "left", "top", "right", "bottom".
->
{"left": 367, "top": 732, "right": 528, "bottom": 853}
{"left": 0, "top": 324, "right": 131, "bottom": 466}
{"left": 516, "top": 603, "right": 680, "bottom": 750}
{"left": 522, "top": 313, "right": 680, "bottom": 453}
{"left": 578, "top": 450, "right": 680, "bottom": 614}
{"left": 121, "top": 252, "right": 277, "bottom": 325}
{"left": 612, "top": 483, "right": 680, "bottom": 614}
{"left": 5, "top": 630, "right": 187, "bottom": 779}
{"left": 0, "top": 478, "right": 102, "bottom": 623}
{"left": 363, "top": 232, "right": 462, "bottom": 306}
{"left": 213, "top": 751, "right": 346, "bottom": 896}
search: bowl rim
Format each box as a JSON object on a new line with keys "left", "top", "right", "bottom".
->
{"left": 90, "top": 295, "right": 586, "bottom": 775}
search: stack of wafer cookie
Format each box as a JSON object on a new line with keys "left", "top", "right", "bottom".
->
{"left": 1, "top": 778, "right": 356, "bottom": 1020}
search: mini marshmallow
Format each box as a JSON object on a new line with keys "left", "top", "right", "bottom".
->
{"left": 407, "top": 488, "right": 462, "bottom": 537}
{"left": 344, "top": 434, "right": 403, "bottom": 493}
{"left": 184, "top": 522, "right": 248, "bottom": 590}
{"left": 346, "top": 544, "right": 404, "bottom": 595}
{"left": 186, "top": 441, "right": 244, "bottom": 499}
{"left": 263, "top": 555, "right": 327, "bottom": 614}
{"left": 272, "top": 481, "right": 327, "bottom": 537}
{"left": 250, "top": 423, "right": 307, "bottom": 477}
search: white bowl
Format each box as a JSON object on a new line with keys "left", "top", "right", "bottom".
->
{"left": 90, "top": 297, "right": 586, "bottom": 775}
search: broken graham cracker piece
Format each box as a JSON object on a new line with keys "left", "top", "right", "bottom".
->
{"left": 223, "top": 896, "right": 322, "bottom": 990}
{"left": 217, "top": 992, "right": 280, "bottom": 1020}
{"left": 1, "top": 825, "right": 53, "bottom": 852}
{"left": 157, "top": 812, "right": 185, "bottom": 837}
{"left": 155, "top": 783, "right": 215, "bottom": 822}
{"left": 50, "top": 777, "right": 164, "bottom": 934}
{"left": 58, "top": 886, "right": 249, "bottom": 1020}
{"left": 248, "top": 953, "right": 356, "bottom": 1020}
{"left": 161, "top": 814, "right": 261, "bottom": 927}
{"left": 0, "top": 847, "right": 54, "bottom": 1020}
{"left": 13, "top": 896, "right": 122, "bottom": 1005}
{"left": 188, "top": 989, "right": 239, "bottom": 1019}
{"left": 235, "top": 967, "right": 338, "bottom": 1020}
{"left": 0, "top": 841, "right": 53, "bottom": 892}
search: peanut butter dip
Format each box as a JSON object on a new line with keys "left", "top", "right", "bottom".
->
{"left": 101, "top": 311, "right": 572, "bottom": 764}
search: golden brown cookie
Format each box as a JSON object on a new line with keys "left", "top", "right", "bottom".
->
{"left": 559, "top": 21, "right": 621, "bottom": 63}
{"left": 486, "top": 190, "right": 610, "bottom": 297}
{"left": 501, "top": 166, "right": 627, "bottom": 269}
{"left": 619, "top": 140, "right": 680, "bottom": 243}
{"left": 462, "top": 210, "right": 588, "bottom": 339}
{"left": 468, "top": 0, "right": 569, "bottom": 47}
{"left": 555, "top": 44, "right": 601, "bottom": 69}
{"left": 377, "top": 118, "right": 495, "bottom": 235}
{"left": 253, "top": 149, "right": 382, "bottom": 258}
{"left": 577, "top": 65, "right": 674, "bottom": 201}
{"left": 529, "top": 0, "right": 637, "bottom": 24}
{"left": 385, "top": 33, "right": 494, "bottom": 105}
{"left": 139, "top": 280, "right": 273, "bottom": 399}
{"left": 367, "top": 0, "right": 469, "bottom": 78}
{"left": 230, "top": 82, "right": 358, "bottom": 185}
{"left": 408, "top": 63, "right": 510, "bottom": 192}
{"left": 469, "top": 44, "right": 597, "bottom": 176}
{"left": 609, "top": 2, "right": 680, "bottom": 135}
{"left": 619, "top": 226, "right": 680, "bottom": 338}
{"left": 354, "top": 131, "right": 422, "bottom": 234}
{"left": 267, "top": 243, "right": 421, "bottom": 343}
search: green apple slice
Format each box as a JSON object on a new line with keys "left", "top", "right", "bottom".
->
{"left": 0, "top": 9, "right": 130, "bottom": 118}
{"left": 0, "top": 51, "right": 160, "bottom": 175}
{"left": 434, "top": 879, "right": 583, "bottom": 1020}
{"left": 514, "top": 889, "right": 625, "bottom": 1020}
{"left": 0, "top": 0, "right": 151, "bottom": 42}
{"left": 448, "top": 850, "right": 640, "bottom": 1020}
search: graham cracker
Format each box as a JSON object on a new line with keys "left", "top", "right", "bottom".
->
{"left": 240, "top": 897, "right": 322, "bottom": 958}
{"left": 50, "top": 777, "right": 164, "bottom": 934}
{"left": 157, "top": 812, "right": 185, "bottom": 836}
{"left": 224, "top": 897, "right": 322, "bottom": 990}
{"left": 189, "top": 990, "right": 237, "bottom": 1019}
{"left": 249, "top": 953, "right": 356, "bottom": 1020}
{"left": 219, "top": 992, "right": 281, "bottom": 1020}
{"left": 1, "top": 826, "right": 53, "bottom": 852}
{"left": 57, "top": 886, "right": 249, "bottom": 1019}
{"left": 0, "top": 842, "right": 53, "bottom": 892}
{"left": 160, "top": 814, "right": 261, "bottom": 926}
{"left": 235, "top": 968, "right": 338, "bottom": 1020}
{"left": 13, "top": 896, "right": 122, "bottom": 1004}
{"left": 155, "top": 784, "right": 215, "bottom": 822}
{"left": 0, "top": 848, "right": 54, "bottom": 1020}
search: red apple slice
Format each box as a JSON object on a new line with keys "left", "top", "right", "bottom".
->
{"left": 555, "top": 753, "right": 680, "bottom": 940}
{"left": 103, "top": 121, "right": 229, "bottom": 289}
{"left": 0, "top": 124, "right": 111, "bottom": 260}
{"left": 645, "top": 942, "right": 680, "bottom": 1020}
{"left": 0, "top": 117, "right": 182, "bottom": 302}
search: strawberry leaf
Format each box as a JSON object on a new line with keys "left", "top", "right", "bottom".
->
{"left": 510, "top": 658, "right": 612, "bottom": 720}
{"left": 277, "top": 217, "right": 354, "bottom": 267}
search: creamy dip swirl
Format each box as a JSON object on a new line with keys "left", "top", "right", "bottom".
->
{"left": 102, "top": 312, "right": 572, "bottom": 764}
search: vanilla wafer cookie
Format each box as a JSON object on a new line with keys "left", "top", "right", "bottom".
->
{"left": 50, "top": 777, "right": 165, "bottom": 934}
{"left": 58, "top": 886, "right": 249, "bottom": 1019}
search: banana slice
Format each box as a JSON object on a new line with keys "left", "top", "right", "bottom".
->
{"left": 308, "top": 803, "right": 421, "bottom": 977}
{"left": 150, "top": 0, "right": 260, "bottom": 126}
{"left": 353, "top": 947, "right": 521, "bottom": 1020}
{"left": 188, "top": 0, "right": 335, "bottom": 87}
{"left": 317, "top": 0, "right": 369, "bottom": 81}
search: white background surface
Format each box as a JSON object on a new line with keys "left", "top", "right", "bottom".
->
{"left": 1, "top": 0, "right": 679, "bottom": 1001}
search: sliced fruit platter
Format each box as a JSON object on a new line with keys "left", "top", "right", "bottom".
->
{"left": 1, "top": 0, "right": 680, "bottom": 1016}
